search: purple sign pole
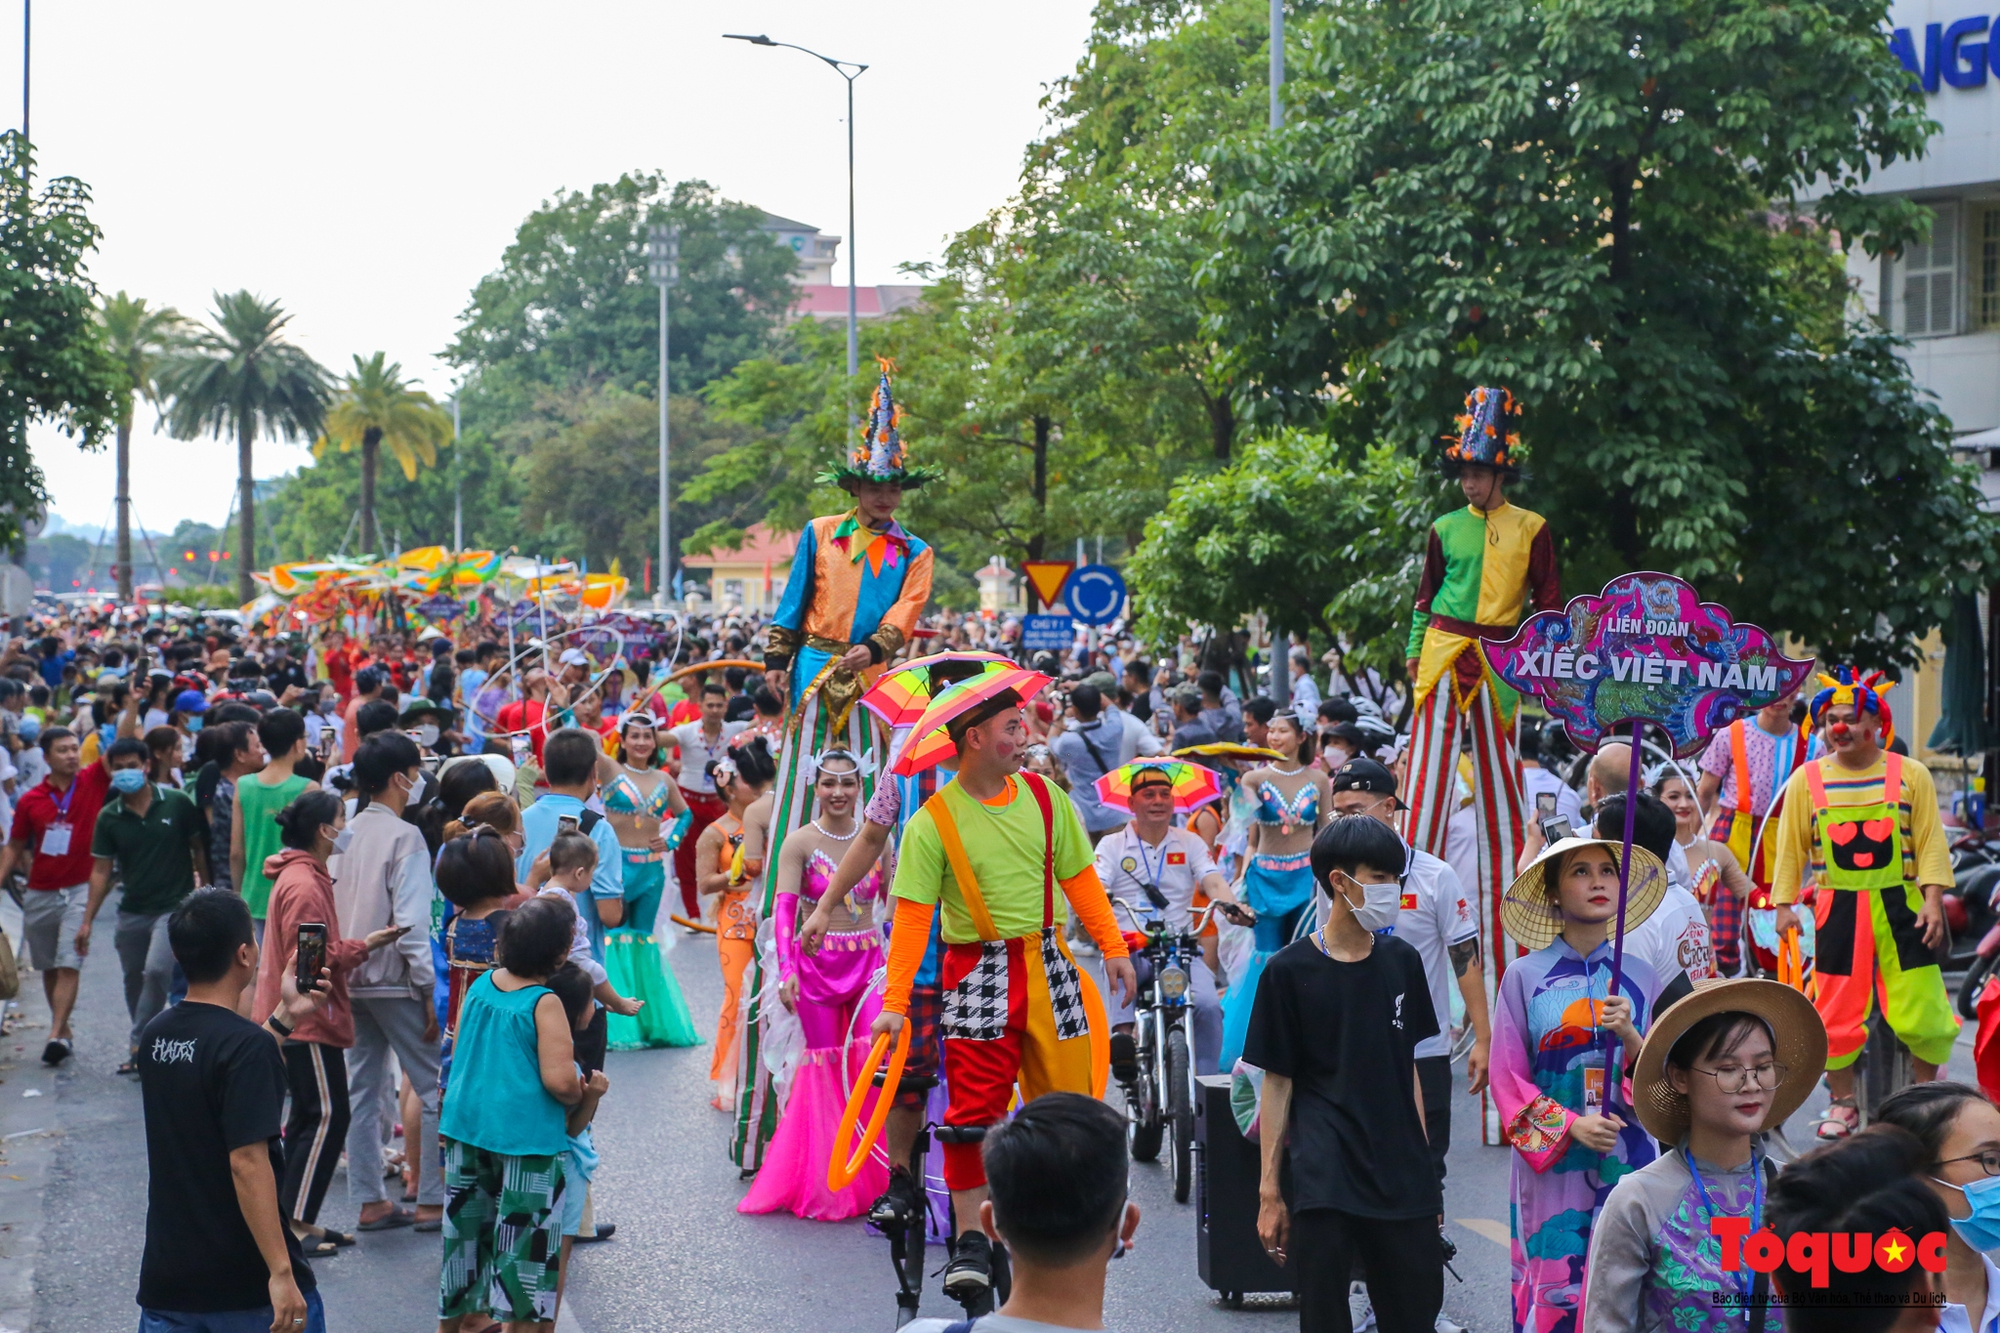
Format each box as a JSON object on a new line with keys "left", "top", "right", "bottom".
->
{"left": 1481, "top": 571, "right": 1813, "bottom": 1106}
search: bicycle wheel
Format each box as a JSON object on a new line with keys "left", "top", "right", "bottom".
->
{"left": 1960, "top": 953, "right": 2000, "bottom": 1022}
{"left": 1168, "top": 1025, "right": 1194, "bottom": 1204}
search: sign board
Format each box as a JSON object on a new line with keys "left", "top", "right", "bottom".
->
{"left": 1021, "top": 614, "right": 1075, "bottom": 652}
{"left": 415, "top": 594, "right": 461, "bottom": 622}
{"left": 1064, "top": 564, "right": 1127, "bottom": 627}
{"left": 1022, "top": 561, "right": 1075, "bottom": 609}
{"left": 1479, "top": 571, "right": 1815, "bottom": 758}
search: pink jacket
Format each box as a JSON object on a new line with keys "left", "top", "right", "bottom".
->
{"left": 255, "top": 849, "right": 370, "bottom": 1048}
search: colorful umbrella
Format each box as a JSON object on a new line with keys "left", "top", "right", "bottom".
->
{"left": 860, "top": 651, "right": 1013, "bottom": 728}
{"left": 1171, "top": 742, "right": 1284, "bottom": 763}
{"left": 1094, "top": 759, "right": 1222, "bottom": 814}
{"left": 892, "top": 665, "right": 1052, "bottom": 776}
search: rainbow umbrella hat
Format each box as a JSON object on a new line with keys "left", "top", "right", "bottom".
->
{"left": 891, "top": 664, "right": 1052, "bottom": 776}
{"left": 1094, "top": 759, "right": 1223, "bottom": 814}
{"left": 860, "top": 651, "right": 1013, "bottom": 729}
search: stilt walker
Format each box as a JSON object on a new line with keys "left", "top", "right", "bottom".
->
{"left": 731, "top": 362, "right": 938, "bottom": 1171}
{"left": 1400, "top": 386, "right": 1561, "bottom": 1144}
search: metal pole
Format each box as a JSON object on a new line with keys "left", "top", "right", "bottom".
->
{"left": 451, "top": 396, "right": 462, "bottom": 552}
{"left": 659, "top": 273, "right": 671, "bottom": 607}
{"left": 21, "top": 0, "right": 28, "bottom": 141}
{"left": 846, "top": 71, "right": 858, "bottom": 384}
{"left": 1269, "top": 0, "right": 1283, "bottom": 131}
{"left": 672, "top": 264, "right": 680, "bottom": 608}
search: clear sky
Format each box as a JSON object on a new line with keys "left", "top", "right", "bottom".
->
{"left": 11, "top": 0, "right": 1096, "bottom": 536}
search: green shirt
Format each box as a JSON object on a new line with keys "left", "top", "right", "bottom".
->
{"left": 238, "top": 773, "right": 310, "bottom": 919}
{"left": 891, "top": 775, "right": 1094, "bottom": 944}
{"left": 90, "top": 785, "right": 205, "bottom": 916}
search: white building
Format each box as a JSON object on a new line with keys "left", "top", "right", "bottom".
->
{"left": 759, "top": 211, "right": 923, "bottom": 321}
{"left": 1843, "top": 0, "right": 2000, "bottom": 439}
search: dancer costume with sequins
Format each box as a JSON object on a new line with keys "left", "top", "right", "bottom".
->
{"left": 599, "top": 770, "right": 700, "bottom": 1050}
{"left": 728, "top": 365, "right": 937, "bottom": 1171}
{"left": 1217, "top": 777, "right": 1320, "bottom": 1071}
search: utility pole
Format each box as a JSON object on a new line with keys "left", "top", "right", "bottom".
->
{"left": 1267, "top": 0, "right": 1292, "bottom": 712}
{"left": 451, "top": 394, "right": 462, "bottom": 552}
{"left": 21, "top": 0, "right": 28, "bottom": 141}
{"left": 648, "top": 225, "right": 680, "bottom": 607}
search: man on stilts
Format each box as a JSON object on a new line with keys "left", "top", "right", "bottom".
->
{"left": 1400, "top": 386, "right": 1561, "bottom": 1141}
{"left": 730, "top": 363, "right": 937, "bottom": 1171}
{"left": 871, "top": 687, "right": 1135, "bottom": 1305}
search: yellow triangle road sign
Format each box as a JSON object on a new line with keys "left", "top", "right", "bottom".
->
{"left": 1022, "top": 561, "right": 1075, "bottom": 608}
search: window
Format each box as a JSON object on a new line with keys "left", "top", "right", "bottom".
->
{"left": 1980, "top": 206, "right": 2000, "bottom": 331}
{"left": 1889, "top": 202, "right": 1960, "bottom": 338}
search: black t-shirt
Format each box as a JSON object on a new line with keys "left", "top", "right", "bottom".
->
{"left": 1242, "top": 934, "right": 1442, "bottom": 1220}
{"left": 135, "top": 1001, "right": 315, "bottom": 1312}
{"left": 725, "top": 693, "right": 756, "bottom": 722}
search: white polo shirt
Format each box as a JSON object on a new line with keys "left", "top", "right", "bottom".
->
{"left": 1387, "top": 846, "right": 1479, "bottom": 1060}
{"left": 668, "top": 719, "right": 746, "bottom": 794}
{"left": 1093, "top": 825, "right": 1218, "bottom": 935}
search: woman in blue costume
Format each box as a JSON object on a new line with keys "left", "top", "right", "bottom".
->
{"left": 1219, "top": 711, "right": 1331, "bottom": 1069}
{"left": 594, "top": 714, "right": 700, "bottom": 1050}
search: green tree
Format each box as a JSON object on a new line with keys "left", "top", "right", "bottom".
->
{"left": 447, "top": 176, "right": 800, "bottom": 422}
{"left": 1196, "top": 0, "right": 1993, "bottom": 670}
{"left": 266, "top": 431, "right": 520, "bottom": 563}
{"left": 315, "top": 352, "right": 454, "bottom": 556}
{"left": 1128, "top": 438, "right": 1435, "bottom": 675}
{"left": 0, "top": 132, "right": 121, "bottom": 552}
{"left": 159, "top": 291, "right": 334, "bottom": 600}
{"left": 97, "top": 292, "right": 186, "bottom": 600}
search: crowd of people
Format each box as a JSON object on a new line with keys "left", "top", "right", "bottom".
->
{"left": 1, "top": 380, "right": 1990, "bottom": 1333}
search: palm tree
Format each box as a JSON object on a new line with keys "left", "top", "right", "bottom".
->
{"left": 159, "top": 292, "right": 333, "bottom": 600}
{"left": 97, "top": 293, "right": 186, "bottom": 602}
{"left": 316, "top": 352, "right": 454, "bottom": 556}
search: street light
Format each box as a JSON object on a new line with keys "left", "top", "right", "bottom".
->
{"left": 723, "top": 33, "right": 869, "bottom": 386}
{"left": 647, "top": 224, "right": 680, "bottom": 607}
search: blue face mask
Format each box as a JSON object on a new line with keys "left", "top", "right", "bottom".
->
{"left": 186, "top": 716, "right": 203, "bottom": 733}
{"left": 1934, "top": 1173, "right": 2000, "bottom": 1252}
{"left": 110, "top": 768, "right": 148, "bottom": 795}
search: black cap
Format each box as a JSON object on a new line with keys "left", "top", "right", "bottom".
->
{"left": 1330, "top": 757, "right": 1399, "bottom": 797}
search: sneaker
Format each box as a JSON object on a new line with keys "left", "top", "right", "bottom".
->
{"left": 575, "top": 1222, "right": 616, "bottom": 1244}
{"left": 1434, "top": 1313, "right": 1467, "bottom": 1333}
{"left": 41, "top": 1037, "right": 70, "bottom": 1066}
{"left": 942, "top": 1231, "right": 993, "bottom": 1302}
{"left": 1348, "top": 1281, "right": 1377, "bottom": 1332}
{"left": 1109, "top": 1032, "right": 1139, "bottom": 1085}
{"left": 867, "top": 1167, "right": 922, "bottom": 1229}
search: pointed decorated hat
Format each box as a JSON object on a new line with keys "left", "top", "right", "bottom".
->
{"left": 1440, "top": 384, "right": 1525, "bottom": 478}
{"left": 817, "top": 358, "right": 944, "bottom": 490}
{"left": 1809, "top": 665, "right": 1894, "bottom": 747}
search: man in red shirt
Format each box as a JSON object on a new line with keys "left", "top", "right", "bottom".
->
{"left": 496, "top": 667, "right": 564, "bottom": 765}
{"left": 0, "top": 700, "right": 131, "bottom": 1065}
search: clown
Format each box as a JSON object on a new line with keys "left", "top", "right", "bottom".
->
{"left": 1402, "top": 388, "right": 1561, "bottom": 979}
{"left": 1770, "top": 666, "right": 1959, "bottom": 1138}
{"left": 730, "top": 362, "right": 938, "bottom": 1171}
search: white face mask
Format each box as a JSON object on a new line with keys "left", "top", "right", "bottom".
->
{"left": 1331, "top": 875, "right": 1401, "bottom": 932}
{"left": 331, "top": 825, "right": 354, "bottom": 853}
{"left": 414, "top": 724, "right": 440, "bottom": 748}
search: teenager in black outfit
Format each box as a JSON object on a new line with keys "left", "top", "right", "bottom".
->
{"left": 1246, "top": 815, "right": 1444, "bottom": 1333}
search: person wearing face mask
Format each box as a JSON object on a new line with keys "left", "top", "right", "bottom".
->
{"left": 331, "top": 732, "right": 444, "bottom": 1232}
{"left": 1582, "top": 980, "right": 1825, "bottom": 1333}
{"left": 1876, "top": 1081, "right": 2000, "bottom": 1333}
{"left": 255, "top": 789, "right": 411, "bottom": 1256}
{"left": 75, "top": 737, "right": 210, "bottom": 1075}
{"left": 397, "top": 696, "right": 450, "bottom": 757}
{"left": 1247, "top": 813, "right": 1445, "bottom": 1333}
{"left": 301, "top": 684, "right": 343, "bottom": 758}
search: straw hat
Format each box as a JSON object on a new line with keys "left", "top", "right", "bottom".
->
{"left": 1500, "top": 837, "right": 1668, "bottom": 952}
{"left": 1631, "top": 978, "right": 1828, "bottom": 1144}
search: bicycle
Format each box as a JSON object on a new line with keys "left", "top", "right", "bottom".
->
{"left": 1111, "top": 894, "right": 1242, "bottom": 1204}
{"left": 869, "top": 1069, "right": 1013, "bottom": 1328}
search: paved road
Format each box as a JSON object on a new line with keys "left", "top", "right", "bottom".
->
{"left": 47, "top": 891, "right": 1995, "bottom": 1331}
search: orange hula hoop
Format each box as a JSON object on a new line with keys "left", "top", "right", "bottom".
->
{"left": 828, "top": 1023, "right": 911, "bottom": 1192}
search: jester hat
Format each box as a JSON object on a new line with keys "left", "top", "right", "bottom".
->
{"left": 816, "top": 358, "right": 944, "bottom": 491}
{"left": 1808, "top": 665, "right": 1895, "bottom": 748}
{"left": 1440, "top": 384, "right": 1525, "bottom": 479}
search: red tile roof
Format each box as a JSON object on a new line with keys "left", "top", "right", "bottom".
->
{"left": 680, "top": 523, "right": 799, "bottom": 568}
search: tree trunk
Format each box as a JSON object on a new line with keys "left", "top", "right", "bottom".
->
{"left": 1207, "top": 391, "right": 1234, "bottom": 462}
{"left": 1025, "top": 415, "right": 1051, "bottom": 609}
{"left": 115, "top": 414, "right": 133, "bottom": 603}
{"left": 236, "top": 417, "right": 256, "bottom": 603}
{"left": 360, "top": 429, "right": 380, "bottom": 556}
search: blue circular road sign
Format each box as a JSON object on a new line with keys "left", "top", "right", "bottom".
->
{"left": 1065, "top": 565, "right": 1127, "bottom": 626}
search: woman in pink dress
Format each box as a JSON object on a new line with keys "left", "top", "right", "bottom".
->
{"left": 738, "top": 749, "right": 892, "bottom": 1220}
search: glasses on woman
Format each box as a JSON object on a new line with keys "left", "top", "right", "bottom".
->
{"left": 1690, "top": 1062, "right": 1788, "bottom": 1094}
{"left": 1937, "top": 1149, "right": 2000, "bottom": 1178}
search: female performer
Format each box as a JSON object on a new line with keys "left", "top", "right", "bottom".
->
{"left": 1656, "top": 769, "right": 1753, "bottom": 977}
{"left": 1219, "top": 712, "right": 1329, "bottom": 1070}
{"left": 698, "top": 736, "right": 775, "bottom": 1110}
{"left": 593, "top": 714, "right": 699, "bottom": 1051}
{"left": 738, "top": 748, "right": 891, "bottom": 1221}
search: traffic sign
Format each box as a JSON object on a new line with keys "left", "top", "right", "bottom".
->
{"left": 1021, "top": 614, "right": 1074, "bottom": 652}
{"left": 1064, "top": 564, "right": 1127, "bottom": 627}
{"left": 1022, "top": 561, "right": 1075, "bottom": 610}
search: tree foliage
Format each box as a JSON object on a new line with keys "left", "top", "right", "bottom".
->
{"left": 316, "top": 352, "right": 454, "bottom": 555}
{"left": 0, "top": 132, "right": 121, "bottom": 551}
{"left": 1194, "top": 0, "right": 1993, "bottom": 670}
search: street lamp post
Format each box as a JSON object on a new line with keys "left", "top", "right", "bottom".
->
{"left": 647, "top": 224, "right": 680, "bottom": 607}
{"left": 723, "top": 33, "right": 869, "bottom": 386}
{"left": 451, "top": 394, "right": 462, "bottom": 552}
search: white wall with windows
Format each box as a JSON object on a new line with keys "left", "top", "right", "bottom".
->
{"left": 1840, "top": 0, "right": 2000, "bottom": 435}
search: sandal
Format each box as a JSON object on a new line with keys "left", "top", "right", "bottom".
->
{"left": 294, "top": 1232, "right": 343, "bottom": 1257}
{"left": 306, "top": 1226, "right": 355, "bottom": 1248}
{"left": 115, "top": 1060, "right": 139, "bottom": 1076}
{"left": 1814, "top": 1097, "right": 1859, "bottom": 1140}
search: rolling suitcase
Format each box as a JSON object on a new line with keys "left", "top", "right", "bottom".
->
{"left": 1195, "top": 1073, "right": 1295, "bottom": 1307}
